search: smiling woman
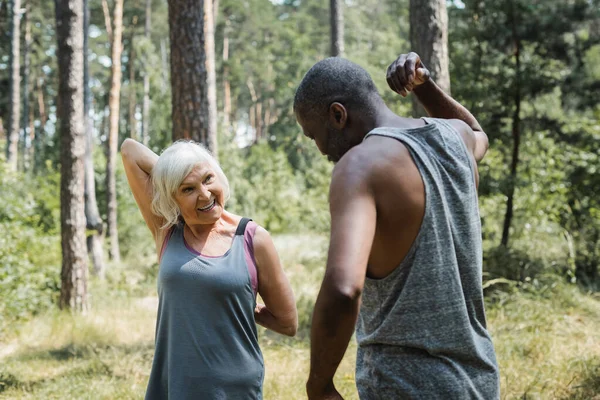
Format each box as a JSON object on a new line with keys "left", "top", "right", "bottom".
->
{"left": 120, "top": 139, "right": 298, "bottom": 400}
{"left": 151, "top": 141, "right": 230, "bottom": 229}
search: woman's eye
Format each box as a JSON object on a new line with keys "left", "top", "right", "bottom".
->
{"left": 183, "top": 187, "right": 193, "bottom": 193}
{"left": 204, "top": 175, "right": 214, "bottom": 184}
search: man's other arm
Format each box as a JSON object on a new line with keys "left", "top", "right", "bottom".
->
{"left": 307, "top": 151, "right": 377, "bottom": 400}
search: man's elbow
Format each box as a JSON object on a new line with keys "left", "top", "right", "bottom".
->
{"left": 325, "top": 282, "right": 363, "bottom": 306}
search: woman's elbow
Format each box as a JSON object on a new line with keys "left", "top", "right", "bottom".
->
{"left": 282, "top": 319, "right": 298, "bottom": 337}
{"left": 120, "top": 138, "right": 136, "bottom": 155}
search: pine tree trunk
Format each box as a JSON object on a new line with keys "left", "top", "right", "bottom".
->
{"left": 106, "top": 0, "right": 124, "bottom": 262}
{"left": 168, "top": 0, "right": 217, "bottom": 152}
{"left": 141, "top": 0, "right": 151, "bottom": 146}
{"left": 34, "top": 77, "right": 46, "bottom": 172}
{"left": 21, "top": 3, "right": 31, "bottom": 171}
{"left": 55, "top": 0, "right": 89, "bottom": 312}
{"left": 222, "top": 16, "right": 231, "bottom": 134}
{"left": 409, "top": 0, "right": 450, "bottom": 117}
{"left": 501, "top": 1, "right": 521, "bottom": 248}
{"left": 84, "top": 0, "right": 106, "bottom": 277}
{"left": 330, "top": 0, "right": 344, "bottom": 57}
{"left": 205, "top": 0, "right": 217, "bottom": 155}
{"left": 27, "top": 101, "right": 34, "bottom": 168}
{"left": 6, "top": 0, "right": 21, "bottom": 171}
{"left": 160, "top": 38, "right": 168, "bottom": 93}
{"left": 128, "top": 17, "right": 138, "bottom": 140}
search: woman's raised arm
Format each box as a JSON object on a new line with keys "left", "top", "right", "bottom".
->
{"left": 121, "top": 138, "right": 163, "bottom": 241}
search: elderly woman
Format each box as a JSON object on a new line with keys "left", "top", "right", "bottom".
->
{"left": 121, "top": 139, "right": 298, "bottom": 400}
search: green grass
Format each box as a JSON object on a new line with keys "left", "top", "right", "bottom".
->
{"left": 1, "top": 235, "right": 599, "bottom": 399}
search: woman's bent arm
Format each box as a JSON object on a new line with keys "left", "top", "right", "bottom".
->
{"left": 253, "top": 227, "right": 298, "bottom": 337}
{"left": 121, "top": 138, "right": 163, "bottom": 241}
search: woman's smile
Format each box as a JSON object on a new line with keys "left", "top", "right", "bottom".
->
{"left": 197, "top": 199, "right": 216, "bottom": 212}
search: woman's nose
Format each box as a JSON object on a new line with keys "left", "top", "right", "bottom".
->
{"left": 197, "top": 185, "right": 210, "bottom": 200}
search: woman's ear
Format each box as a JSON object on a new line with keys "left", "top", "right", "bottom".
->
{"left": 329, "top": 102, "right": 348, "bottom": 129}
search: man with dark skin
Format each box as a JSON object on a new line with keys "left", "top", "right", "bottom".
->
{"left": 295, "top": 52, "right": 500, "bottom": 399}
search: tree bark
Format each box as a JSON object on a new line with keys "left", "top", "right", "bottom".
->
{"left": 501, "top": 1, "right": 521, "bottom": 248}
{"left": 34, "top": 77, "right": 47, "bottom": 172}
{"left": 141, "top": 0, "right": 151, "bottom": 146}
{"left": 168, "top": 0, "right": 217, "bottom": 153}
{"left": 409, "top": 0, "right": 450, "bottom": 116}
{"left": 128, "top": 16, "right": 138, "bottom": 141}
{"left": 205, "top": 0, "right": 217, "bottom": 155}
{"left": 222, "top": 16, "right": 231, "bottom": 134}
{"left": 6, "top": 0, "right": 21, "bottom": 171}
{"left": 84, "top": 0, "right": 106, "bottom": 277}
{"left": 55, "top": 0, "right": 89, "bottom": 312}
{"left": 21, "top": 2, "right": 31, "bottom": 171}
{"left": 106, "top": 0, "right": 124, "bottom": 262}
{"left": 329, "top": 0, "right": 344, "bottom": 57}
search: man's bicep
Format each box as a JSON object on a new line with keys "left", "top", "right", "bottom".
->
{"left": 473, "top": 130, "right": 489, "bottom": 162}
{"left": 450, "top": 119, "right": 488, "bottom": 162}
{"left": 326, "top": 173, "right": 377, "bottom": 296}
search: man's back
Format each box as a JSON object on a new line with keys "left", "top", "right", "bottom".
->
{"left": 352, "top": 118, "right": 500, "bottom": 399}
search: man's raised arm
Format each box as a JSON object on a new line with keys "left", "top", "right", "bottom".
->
{"left": 386, "top": 52, "right": 489, "bottom": 162}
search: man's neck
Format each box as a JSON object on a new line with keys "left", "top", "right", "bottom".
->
{"left": 371, "top": 106, "right": 425, "bottom": 130}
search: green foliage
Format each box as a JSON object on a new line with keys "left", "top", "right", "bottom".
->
{"left": 221, "top": 139, "right": 331, "bottom": 233}
{"left": 0, "top": 164, "right": 61, "bottom": 332}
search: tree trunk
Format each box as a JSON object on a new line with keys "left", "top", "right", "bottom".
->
{"left": 6, "top": 0, "right": 21, "bottom": 171}
{"left": 21, "top": 2, "right": 31, "bottom": 171}
{"left": 106, "top": 0, "right": 124, "bottom": 262}
{"left": 55, "top": 0, "right": 89, "bottom": 312}
{"left": 409, "top": 0, "right": 450, "bottom": 117}
{"left": 501, "top": 1, "right": 521, "bottom": 248}
{"left": 160, "top": 38, "right": 168, "bottom": 93}
{"left": 84, "top": 0, "right": 106, "bottom": 277}
{"left": 205, "top": 0, "right": 217, "bottom": 155}
{"left": 330, "top": 0, "right": 344, "bottom": 57}
{"left": 34, "top": 77, "right": 47, "bottom": 172}
{"left": 141, "top": 0, "right": 151, "bottom": 146}
{"left": 168, "top": 0, "right": 217, "bottom": 153}
{"left": 101, "top": 0, "right": 112, "bottom": 42}
{"left": 128, "top": 16, "right": 138, "bottom": 140}
{"left": 222, "top": 16, "right": 231, "bottom": 134}
{"left": 27, "top": 99, "right": 34, "bottom": 168}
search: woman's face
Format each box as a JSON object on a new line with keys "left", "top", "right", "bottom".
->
{"left": 173, "top": 163, "right": 225, "bottom": 226}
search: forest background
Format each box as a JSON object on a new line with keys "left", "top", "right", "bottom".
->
{"left": 0, "top": 0, "right": 600, "bottom": 398}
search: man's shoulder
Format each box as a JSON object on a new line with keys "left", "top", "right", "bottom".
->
{"left": 331, "top": 140, "right": 415, "bottom": 192}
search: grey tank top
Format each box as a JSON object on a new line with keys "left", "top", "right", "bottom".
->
{"left": 356, "top": 119, "right": 500, "bottom": 399}
{"left": 145, "top": 218, "right": 264, "bottom": 400}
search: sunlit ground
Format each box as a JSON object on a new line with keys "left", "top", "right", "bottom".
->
{"left": 1, "top": 235, "right": 599, "bottom": 399}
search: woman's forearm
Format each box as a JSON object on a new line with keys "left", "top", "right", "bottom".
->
{"left": 121, "top": 138, "right": 158, "bottom": 176}
{"left": 255, "top": 303, "right": 297, "bottom": 337}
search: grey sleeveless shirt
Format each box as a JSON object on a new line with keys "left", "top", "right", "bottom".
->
{"left": 145, "top": 218, "right": 264, "bottom": 400}
{"left": 356, "top": 119, "right": 500, "bottom": 399}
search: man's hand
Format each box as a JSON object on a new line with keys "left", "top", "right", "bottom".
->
{"left": 386, "top": 52, "right": 430, "bottom": 97}
{"left": 306, "top": 381, "right": 344, "bottom": 400}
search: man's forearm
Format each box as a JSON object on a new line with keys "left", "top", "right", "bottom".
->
{"left": 307, "top": 284, "right": 360, "bottom": 396}
{"left": 413, "top": 80, "right": 482, "bottom": 132}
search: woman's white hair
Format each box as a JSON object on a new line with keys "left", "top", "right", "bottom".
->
{"left": 151, "top": 140, "right": 230, "bottom": 228}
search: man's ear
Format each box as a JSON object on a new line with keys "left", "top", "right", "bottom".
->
{"left": 329, "top": 102, "right": 347, "bottom": 129}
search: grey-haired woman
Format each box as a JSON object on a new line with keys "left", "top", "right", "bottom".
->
{"left": 121, "top": 139, "right": 297, "bottom": 400}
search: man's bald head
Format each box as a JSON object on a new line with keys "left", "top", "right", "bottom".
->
{"left": 293, "top": 57, "right": 382, "bottom": 122}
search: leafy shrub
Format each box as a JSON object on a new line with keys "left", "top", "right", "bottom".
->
{"left": 0, "top": 165, "right": 62, "bottom": 332}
